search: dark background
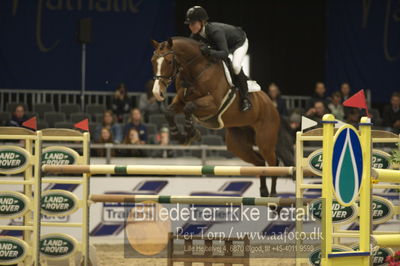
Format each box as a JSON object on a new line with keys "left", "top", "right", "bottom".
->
{"left": 175, "top": 0, "right": 326, "bottom": 97}
{"left": 0, "top": 0, "right": 399, "bottom": 105}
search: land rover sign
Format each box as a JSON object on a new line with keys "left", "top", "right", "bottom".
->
{"left": 309, "top": 245, "right": 353, "bottom": 266}
{"left": 41, "top": 146, "right": 79, "bottom": 165}
{"left": 352, "top": 244, "right": 393, "bottom": 266}
{"left": 40, "top": 234, "right": 77, "bottom": 260}
{"left": 310, "top": 199, "right": 358, "bottom": 224}
{"left": 41, "top": 190, "right": 79, "bottom": 217}
{"left": 356, "top": 196, "right": 395, "bottom": 224}
{"left": 371, "top": 150, "right": 391, "bottom": 169}
{"left": 0, "top": 191, "right": 30, "bottom": 219}
{"left": 0, "top": 146, "right": 30, "bottom": 174}
{"left": 307, "top": 149, "right": 391, "bottom": 176}
{"left": 0, "top": 236, "right": 28, "bottom": 265}
{"left": 307, "top": 149, "right": 323, "bottom": 175}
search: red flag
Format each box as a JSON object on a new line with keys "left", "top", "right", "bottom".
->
{"left": 22, "top": 117, "right": 37, "bottom": 130}
{"left": 74, "top": 119, "right": 89, "bottom": 131}
{"left": 343, "top": 89, "right": 369, "bottom": 116}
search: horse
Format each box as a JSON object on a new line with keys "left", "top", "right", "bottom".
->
{"left": 150, "top": 37, "right": 294, "bottom": 197}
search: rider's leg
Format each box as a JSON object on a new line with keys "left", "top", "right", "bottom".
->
{"left": 232, "top": 39, "right": 252, "bottom": 111}
{"left": 236, "top": 69, "right": 252, "bottom": 112}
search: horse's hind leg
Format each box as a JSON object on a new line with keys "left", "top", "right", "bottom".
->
{"left": 225, "top": 127, "right": 271, "bottom": 197}
{"left": 254, "top": 125, "right": 279, "bottom": 197}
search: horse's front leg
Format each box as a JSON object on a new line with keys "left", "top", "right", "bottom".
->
{"left": 182, "top": 101, "right": 201, "bottom": 145}
{"left": 182, "top": 95, "right": 218, "bottom": 145}
{"left": 165, "top": 97, "right": 185, "bottom": 144}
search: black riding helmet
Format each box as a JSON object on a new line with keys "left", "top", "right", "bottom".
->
{"left": 184, "top": 6, "right": 209, "bottom": 24}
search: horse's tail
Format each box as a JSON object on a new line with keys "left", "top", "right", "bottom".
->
{"left": 275, "top": 116, "right": 295, "bottom": 168}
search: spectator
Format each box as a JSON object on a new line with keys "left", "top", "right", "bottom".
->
{"left": 8, "top": 104, "right": 28, "bottom": 127}
{"left": 94, "top": 110, "right": 123, "bottom": 143}
{"left": 306, "top": 100, "right": 327, "bottom": 123}
{"left": 327, "top": 91, "right": 345, "bottom": 121}
{"left": 111, "top": 83, "right": 131, "bottom": 123}
{"left": 340, "top": 82, "right": 351, "bottom": 102}
{"left": 138, "top": 80, "right": 165, "bottom": 123}
{"left": 266, "top": 83, "right": 288, "bottom": 117}
{"left": 288, "top": 111, "right": 301, "bottom": 139}
{"left": 121, "top": 128, "right": 146, "bottom": 157}
{"left": 123, "top": 108, "right": 148, "bottom": 144}
{"left": 151, "top": 127, "right": 175, "bottom": 158}
{"left": 94, "top": 127, "right": 115, "bottom": 157}
{"left": 346, "top": 108, "right": 361, "bottom": 128}
{"left": 340, "top": 82, "right": 352, "bottom": 118}
{"left": 382, "top": 92, "right": 400, "bottom": 134}
{"left": 307, "top": 82, "right": 328, "bottom": 109}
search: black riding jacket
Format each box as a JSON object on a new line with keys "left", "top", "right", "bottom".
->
{"left": 190, "top": 22, "right": 246, "bottom": 59}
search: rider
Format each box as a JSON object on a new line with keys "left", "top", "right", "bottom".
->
{"left": 185, "top": 6, "right": 252, "bottom": 112}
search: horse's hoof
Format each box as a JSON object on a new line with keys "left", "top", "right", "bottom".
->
{"left": 183, "top": 129, "right": 201, "bottom": 145}
{"left": 260, "top": 187, "right": 269, "bottom": 197}
{"left": 269, "top": 192, "right": 277, "bottom": 198}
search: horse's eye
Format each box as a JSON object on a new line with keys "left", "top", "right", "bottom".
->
{"left": 166, "top": 60, "right": 172, "bottom": 65}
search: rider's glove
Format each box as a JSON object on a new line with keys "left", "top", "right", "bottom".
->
{"left": 200, "top": 46, "right": 211, "bottom": 56}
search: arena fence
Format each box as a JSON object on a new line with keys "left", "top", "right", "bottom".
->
{"left": 0, "top": 88, "right": 314, "bottom": 113}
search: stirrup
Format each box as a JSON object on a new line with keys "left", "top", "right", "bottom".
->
{"left": 240, "top": 99, "right": 252, "bottom": 112}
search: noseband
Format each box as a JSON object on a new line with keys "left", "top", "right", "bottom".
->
{"left": 153, "top": 50, "right": 178, "bottom": 85}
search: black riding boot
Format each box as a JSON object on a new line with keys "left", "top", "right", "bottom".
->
{"left": 235, "top": 70, "right": 252, "bottom": 112}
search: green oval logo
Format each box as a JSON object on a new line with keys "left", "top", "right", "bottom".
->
{"left": 310, "top": 199, "right": 358, "bottom": 224}
{"left": 0, "top": 237, "right": 28, "bottom": 264}
{"left": 356, "top": 196, "right": 394, "bottom": 224}
{"left": 307, "top": 149, "right": 391, "bottom": 176}
{"left": 41, "top": 190, "right": 79, "bottom": 217}
{"left": 0, "top": 146, "right": 29, "bottom": 174}
{"left": 42, "top": 146, "right": 79, "bottom": 165}
{"left": 307, "top": 149, "right": 323, "bottom": 176}
{"left": 309, "top": 245, "right": 352, "bottom": 266}
{"left": 352, "top": 244, "right": 393, "bottom": 266}
{"left": 0, "top": 192, "right": 30, "bottom": 219}
{"left": 371, "top": 150, "right": 391, "bottom": 169}
{"left": 40, "top": 234, "right": 77, "bottom": 259}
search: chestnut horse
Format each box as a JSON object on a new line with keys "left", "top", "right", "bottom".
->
{"left": 150, "top": 37, "right": 293, "bottom": 197}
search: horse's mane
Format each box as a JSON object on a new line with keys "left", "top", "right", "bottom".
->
{"left": 169, "top": 37, "right": 212, "bottom": 63}
{"left": 171, "top": 36, "right": 202, "bottom": 48}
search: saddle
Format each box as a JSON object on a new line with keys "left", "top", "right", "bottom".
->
{"left": 193, "top": 59, "right": 261, "bottom": 130}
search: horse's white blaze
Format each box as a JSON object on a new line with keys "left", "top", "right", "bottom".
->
{"left": 152, "top": 57, "right": 164, "bottom": 101}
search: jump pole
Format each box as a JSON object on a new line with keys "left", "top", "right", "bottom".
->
{"left": 89, "top": 194, "right": 312, "bottom": 207}
{"left": 42, "top": 165, "right": 296, "bottom": 176}
{"left": 372, "top": 168, "right": 400, "bottom": 183}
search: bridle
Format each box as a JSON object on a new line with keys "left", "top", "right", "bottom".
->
{"left": 152, "top": 47, "right": 210, "bottom": 87}
{"left": 152, "top": 50, "right": 178, "bottom": 86}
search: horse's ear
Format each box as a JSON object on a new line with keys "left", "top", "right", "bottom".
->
{"left": 151, "top": 39, "right": 159, "bottom": 49}
{"left": 167, "top": 38, "right": 173, "bottom": 48}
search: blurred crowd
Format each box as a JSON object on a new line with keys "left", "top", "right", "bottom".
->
{"left": 1, "top": 81, "right": 399, "bottom": 158}
{"left": 266, "top": 81, "right": 400, "bottom": 138}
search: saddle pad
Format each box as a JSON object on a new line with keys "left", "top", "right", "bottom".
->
{"left": 222, "top": 61, "right": 261, "bottom": 92}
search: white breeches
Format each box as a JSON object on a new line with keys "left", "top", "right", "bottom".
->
{"left": 231, "top": 38, "right": 248, "bottom": 75}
